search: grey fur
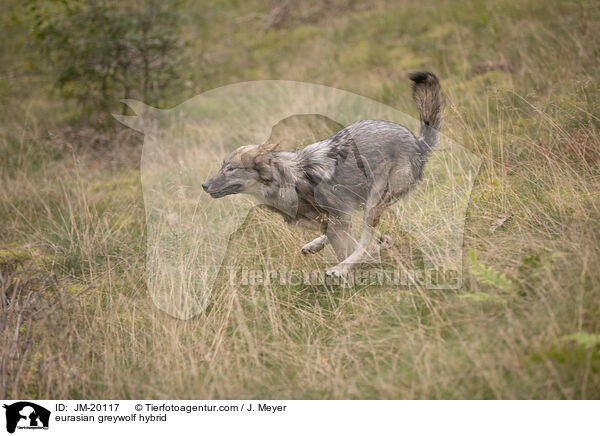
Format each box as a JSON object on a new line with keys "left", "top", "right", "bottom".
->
{"left": 203, "top": 71, "right": 444, "bottom": 278}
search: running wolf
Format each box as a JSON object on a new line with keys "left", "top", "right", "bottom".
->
{"left": 202, "top": 72, "right": 443, "bottom": 278}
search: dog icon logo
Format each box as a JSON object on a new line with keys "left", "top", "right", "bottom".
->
{"left": 3, "top": 402, "right": 50, "bottom": 433}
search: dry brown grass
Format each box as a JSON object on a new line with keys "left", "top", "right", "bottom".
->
{"left": 1, "top": 0, "right": 600, "bottom": 399}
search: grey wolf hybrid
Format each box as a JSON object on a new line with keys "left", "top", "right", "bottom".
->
{"left": 203, "top": 72, "right": 443, "bottom": 278}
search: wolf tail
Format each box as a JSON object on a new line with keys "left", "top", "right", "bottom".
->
{"left": 408, "top": 71, "right": 444, "bottom": 155}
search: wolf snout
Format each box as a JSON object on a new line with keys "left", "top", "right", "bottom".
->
{"left": 202, "top": 182, "right": 209, "bottom": 192}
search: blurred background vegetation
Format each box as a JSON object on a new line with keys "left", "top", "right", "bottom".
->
{"left": 0, "top": 0, "right": 599, "bottom": 399}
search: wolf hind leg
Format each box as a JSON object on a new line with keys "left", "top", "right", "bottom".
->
{"left": 371, "top": 232, "right": 393, "bottom": 255}
{"left": 326, "top": 186, "right": 391, "bottom": 278}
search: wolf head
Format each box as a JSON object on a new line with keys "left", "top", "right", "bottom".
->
{"left": 202, "top": 142, "right": 279, "bottom": 198}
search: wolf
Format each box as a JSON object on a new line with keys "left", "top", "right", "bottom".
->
{"left": 202, "top": 72, "right": 443, "bottom": 278}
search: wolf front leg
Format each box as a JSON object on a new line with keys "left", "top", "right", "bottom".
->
{"left": 301, "top": 235, "right": 329, "bottom": 254}
{"left": 325, "top": 216, "right": 357, "bottom": 262}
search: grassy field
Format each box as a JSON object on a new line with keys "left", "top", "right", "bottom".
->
{"left": 1, "top": 0, "right": 600, "bottom": 399}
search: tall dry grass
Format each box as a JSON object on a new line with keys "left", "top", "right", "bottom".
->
{"left": 1, "top": 0, "right": 599, "bottom": 398}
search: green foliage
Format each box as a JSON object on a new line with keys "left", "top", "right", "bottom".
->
{"left": 529, "top": 342, "right": 600, "bottom": 397}
{"left": 561, "top": 332, "right": 600, "bottom": 349}
{"left": 458, "top": 292, "right": 506, "bottom": 303}
{"left": 26, "top": 0, "right": 188, "bottom": 118}
{"left": 468, "top": 248, "right": 514, "bottom": 292}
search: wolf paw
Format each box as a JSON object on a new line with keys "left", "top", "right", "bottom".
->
{"left": 301, "top": 236, "right": 327, "bottom": 255}
{"left": 325, "top": 265, "right": 349, "bottom": 279}
{"left": 378, "top": 234, "right": 393, "bottom": 250}
{"left": 301, "top": 244, "right": 319, "bottom": 255}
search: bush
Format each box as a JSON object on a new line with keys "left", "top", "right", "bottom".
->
{"left": 28, "top": 0, "right": 188, "bottom": 119}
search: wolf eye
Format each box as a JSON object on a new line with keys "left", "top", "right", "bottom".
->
{"left": 225, "top": 166, "right": 237, "bottom": 173}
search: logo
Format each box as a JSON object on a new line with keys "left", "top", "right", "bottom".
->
{"left": 114, "top": 80, "right": 480, "bottom": 319}
{"left": 2, "top": 402, "right": 50, "bottom": 433}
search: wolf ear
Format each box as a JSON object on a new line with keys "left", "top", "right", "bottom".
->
{"left": 259, "top": 142, "right": 279, "bottom": 152}
{"left": 254, "top": 153, "right": 273, "bottom": 182}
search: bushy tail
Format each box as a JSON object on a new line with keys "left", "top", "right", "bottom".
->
{"left": 408, "top": 71, "right": 444, "bottom": 154}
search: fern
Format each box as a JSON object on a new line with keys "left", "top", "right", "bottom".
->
{"left": 561, "top": 332, "right": 600, "bottom": 349}
{"left": 458, "top": 292, "right": 506, "bottom": 303}
{"left": 468, "top": 248, "right": 514, "bottom": 292}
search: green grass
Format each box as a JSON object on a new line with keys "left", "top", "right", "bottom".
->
{"left": 1, "top": 0, "right": 600, "bottom": 399}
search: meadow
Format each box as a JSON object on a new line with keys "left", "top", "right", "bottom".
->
{"left": 1, "top": 0, "right": 599, "bottom": 399}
